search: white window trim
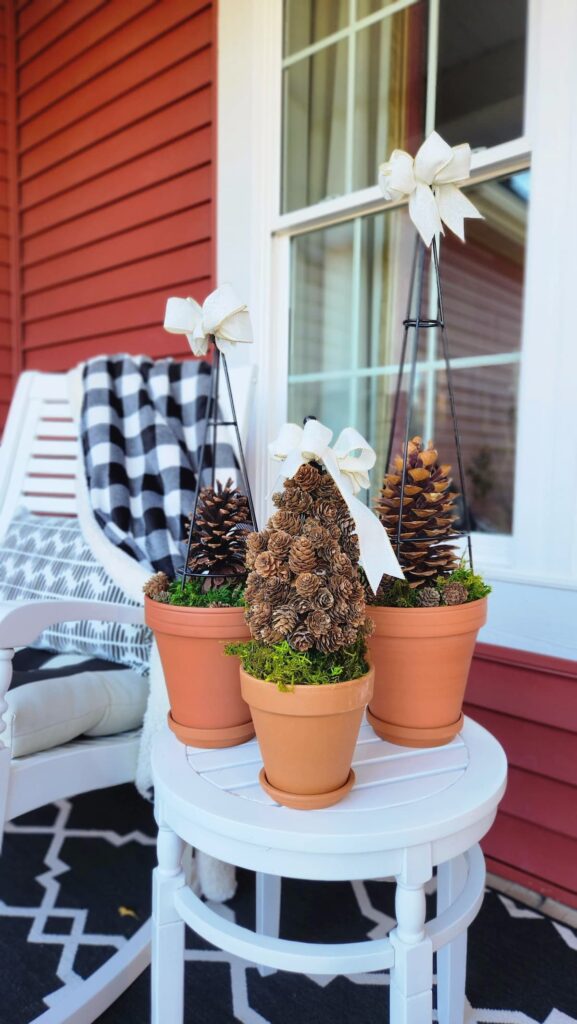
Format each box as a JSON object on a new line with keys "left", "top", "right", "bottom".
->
{"left": 217, "top": 0, "right": 577, "bottom": 659}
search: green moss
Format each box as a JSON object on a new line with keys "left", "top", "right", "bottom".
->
{"left": 436, "top": 565, "right": 491, "bottom": 602}
{"left": 166, "top": 577, "right": 245, "bottom": 608}
{"left": 225, "top": 637, "right": 369, "bottom": 690}
{"left": 368, "top": 562, "right": 490, "bottom": 608}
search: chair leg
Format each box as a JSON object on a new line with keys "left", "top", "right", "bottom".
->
{"left": 0, "top": 648, "right": 14, "bottom": 846}
{"left": 255, "top": 873, "right": 282, "bottom": 977}
{"left": 437, "top": 855, "right": 468, "bottom": 1024}
{"left": 151, "top": 821, "right": 186, "bottom": 1024}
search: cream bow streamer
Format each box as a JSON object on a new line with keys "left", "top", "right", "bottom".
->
{"left": 163, "top": 283, "right": 253, "bottom": 357}
{"left": 269, "top": 420, "right": 404, "bottom": 593}
{"left": 378, "top": 131, "right": 483, "bottom": 247}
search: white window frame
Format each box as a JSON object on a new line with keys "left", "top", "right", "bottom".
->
{"left": 217, "top": 0, "right": 577, "bottom": 659}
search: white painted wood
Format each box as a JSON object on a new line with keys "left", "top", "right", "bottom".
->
{"left": 28, "top": 922, "right": 150, "bottom": 1024}
{"left": 23, "top": 476, "right": 79, "bottom": 497}
{"left": 152, "top": 720, "right": 504, "bottom": 1023}
{"left": 255, "top": 873, "right": 282, "bottom": 977}
{"left": 437, "top": 856, "right": 468, "bottom": 1024}
{"left": 174, "top": 885, "right": 394, "bottom": 974}
{"left": 0, "top": 599, "right": 144, "bottom": 647}
{"left": 6, "top": 733, "right": 141, "bottom": 820}
{"left": 151, "top": 821, "right": 186, "bottom": 1024}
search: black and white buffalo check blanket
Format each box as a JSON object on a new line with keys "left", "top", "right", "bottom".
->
{"left": 81, "top": 355, "right": 237, "bottom": 578}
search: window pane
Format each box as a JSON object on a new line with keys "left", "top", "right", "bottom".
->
{"left": 284, "top": 0, "right": 349, "bottom": 57}
{"left": 433, "top": 363, "right": 518, "bottom": 534}
{"left": 282, "top": 40, "right": 348, "bottom": 211}
{"left": 357, "top": 0, "right": 399, "bottom": 17}
{"left": 436, "top": 173, "right": 528, "bottom": 358}
{"left": 353, "top": 8, "right": 426, "bottom": 191}
{"left": 287, "top": 169, "right": 529, "bottom": 535}
{"left": 436, "top": 0, "right": 527, "bottom": 149}
{"left": 282, "top": 2, "right": 426, "bottom": 212}
{"left": 290, "top": 221, "right": 354, "bottom": 375}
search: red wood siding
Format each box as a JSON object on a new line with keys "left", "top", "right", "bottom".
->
{"left": 0, "top": 0, "right": 215, "bottom": 422}
{"left": 0, "top": 2, "right": 12, "bottom": 428}
{"left": 466, "top": 644, "right": 577, "bottom": 908}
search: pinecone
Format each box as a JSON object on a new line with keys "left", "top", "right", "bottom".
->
{"left": 288, "top": 537, "right": 317, "bottom": 574}
{"left": 272, "top": 605, "right": 299, "bottom": 636}
{"left": 375, "top": 437, "right": 460, "bottom": 588}
{"left": 243, "top": 464, "right": 367, "bottom": 652}
{"left": 289, "top": 624, "right": 315, "bottom": 652}
{"left": 306, "top": 610, "right": 331, "bottom": 638}
{"left": 253, "top": 551, "right": 280, "bottom": 578}
{"left": 442, "top": 581, "right": 468, "bottom": 606}
{"left": 416, "top": 586, "right": 441, "bottom": 607}
{"left": 293, "top": 463, "right": 322, "bottom": 491}
{"left": 143, "top": 571, "right": 171, "bottom": 601}
{"left": 295, "top": 572, "right": 321, "bottom": 598}
{"left": 269, "top": 510, "right": 301, "bottom": 535}
{"left": 187, "top": 478, "right": 251, "bottom": 582}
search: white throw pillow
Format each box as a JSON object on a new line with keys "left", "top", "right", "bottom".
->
{"left": 0, "top": 508, "right": 151, "bottom": 672}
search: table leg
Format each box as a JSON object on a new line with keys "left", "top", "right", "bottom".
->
{"left": 390, "top": 870, "right": 433, "bottom": 1024}
{"left": 255, "top": 873, "right": 282, "bottom": 977}
{"left": 151, "top": 819, "right": 186, "bottom": 1024}
{"left": 437, "top": 855, "right": 468, "bottom": 1024}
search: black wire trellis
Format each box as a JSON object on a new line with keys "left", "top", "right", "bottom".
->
{"left": 385, "top": 236, "right": 474, "bottom": 570}
{"left": 180, "top": 339, "right": 258, "bottom": 590}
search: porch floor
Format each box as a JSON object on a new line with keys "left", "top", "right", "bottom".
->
{"left": 1, "top": 784, "right": 575, "bottom": 1024}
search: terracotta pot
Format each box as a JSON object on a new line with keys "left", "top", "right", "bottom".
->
{"left": 240, "top": 666, "right": 374, "bottom": 810}
{"left": 145, "top": 597, "right": 254, "bottom": 748}
{"left": 367, "top": 598, "right": 487, "bottom": 747}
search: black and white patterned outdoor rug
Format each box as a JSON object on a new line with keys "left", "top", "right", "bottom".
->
{"left": 0, "top": 784, "right": 576, "bottom": 1024}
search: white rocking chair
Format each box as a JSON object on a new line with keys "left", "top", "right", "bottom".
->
{"left": 0, "top": 364, "right": 254, "bottom": 1024}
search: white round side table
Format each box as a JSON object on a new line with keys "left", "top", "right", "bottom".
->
{"left": 151, "top": 716, "right": 507, "bottom": 1024}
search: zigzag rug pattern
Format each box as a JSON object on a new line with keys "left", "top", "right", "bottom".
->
{"left": 0, "top": 784, "right": 576, "bottom": 1024}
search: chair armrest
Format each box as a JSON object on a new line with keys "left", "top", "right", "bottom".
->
{"left": 0, "top": 599, "right": 145, "bottom": 648}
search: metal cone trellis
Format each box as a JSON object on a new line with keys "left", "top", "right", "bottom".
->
{"left": 180, "top": 339, "right": 258, "bottom": 589}
{"left": 385, "top": 234, "right": 474, "bottom": 573}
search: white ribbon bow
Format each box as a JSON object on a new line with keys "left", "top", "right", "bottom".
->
{"left": 163, "top": 283, "right": 253, "bottom": 357}
{"left": 378, "top": 131, "right": 483, "bottom": 247}
{"left": 269, "top": 419, "right": 404, "bottom": 593}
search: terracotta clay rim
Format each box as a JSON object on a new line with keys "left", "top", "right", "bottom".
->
{"left": 167, "top": 711, "right": 255, "bottom": 749}
{"left": 366, "top": 707, "right": 464, "bottom": 748}
{"left": 258, "top": 767, "right": 356, "bottom": 809}
{"left": 368, "top": 597, "right": 487, "bottom": 639}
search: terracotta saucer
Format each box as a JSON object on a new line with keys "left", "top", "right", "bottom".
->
{"left": 258, "top": 768, "right": 356, "bottom": 810}
{"left": 366, "top": 708, "right": 464, "bottom": 748}
{"left": 167, "top": 711, "right": 255, "bottom": 749}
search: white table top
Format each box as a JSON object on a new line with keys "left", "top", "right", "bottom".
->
{"left": 153, "top": 716, "right": 507, "bottom": 881}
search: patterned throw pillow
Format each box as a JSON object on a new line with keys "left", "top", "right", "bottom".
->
{"left": 0, "top": 509, "right": 151, "bottom": 673}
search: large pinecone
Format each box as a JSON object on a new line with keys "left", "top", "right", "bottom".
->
{"left": 375, "top": 437, "right": 460, "bottom": 588}
{"left": 187, "top": 477, "right": 252, "bottom": 582}
{"left": 244, "top": 463, "right": 367, "bottom": 653}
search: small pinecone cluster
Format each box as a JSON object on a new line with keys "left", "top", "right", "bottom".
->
{"left": 186, "top": 477, "right": 252, "bottom": 583}
{"left": 244, "top": 463, "right": 368, "bottom": 653}
{"left": 415, "top": 581, "right": 468, "bottom": 607}
{"left": 143, "top": 571, "right": 171, "bottom": 602}
{"left": 375, "top": 436, "right": 460, "bottom": 588}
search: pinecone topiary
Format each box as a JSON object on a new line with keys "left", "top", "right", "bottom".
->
{"left": 375, "top": 437, "right": 460, "bottom": 588}
{"left": 416, "top": 586, "right": 441, "bottom": 607}
{"left": 187, "top": 477, "right": 251, "bottom": 583}
{"left": 143, "top": 571, "right": 171, "bottom": 601}
{"left": 441, "top": 581, "right": 468, "bottom": 606}
{"left": 245, "top": 465, "right": 368, "bottom": 653}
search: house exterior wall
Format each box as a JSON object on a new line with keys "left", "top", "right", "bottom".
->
{"left": 0, "top": 0, "right": 216, "bottom": 431}
{"left": 0, "top": 0, "right": 575, "bottom": 907}
{"left": 0, "top": 2, "right": 11, "bottom": 428}
{"left": 466, "top": 644, "right": 577, "bottom": 909}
